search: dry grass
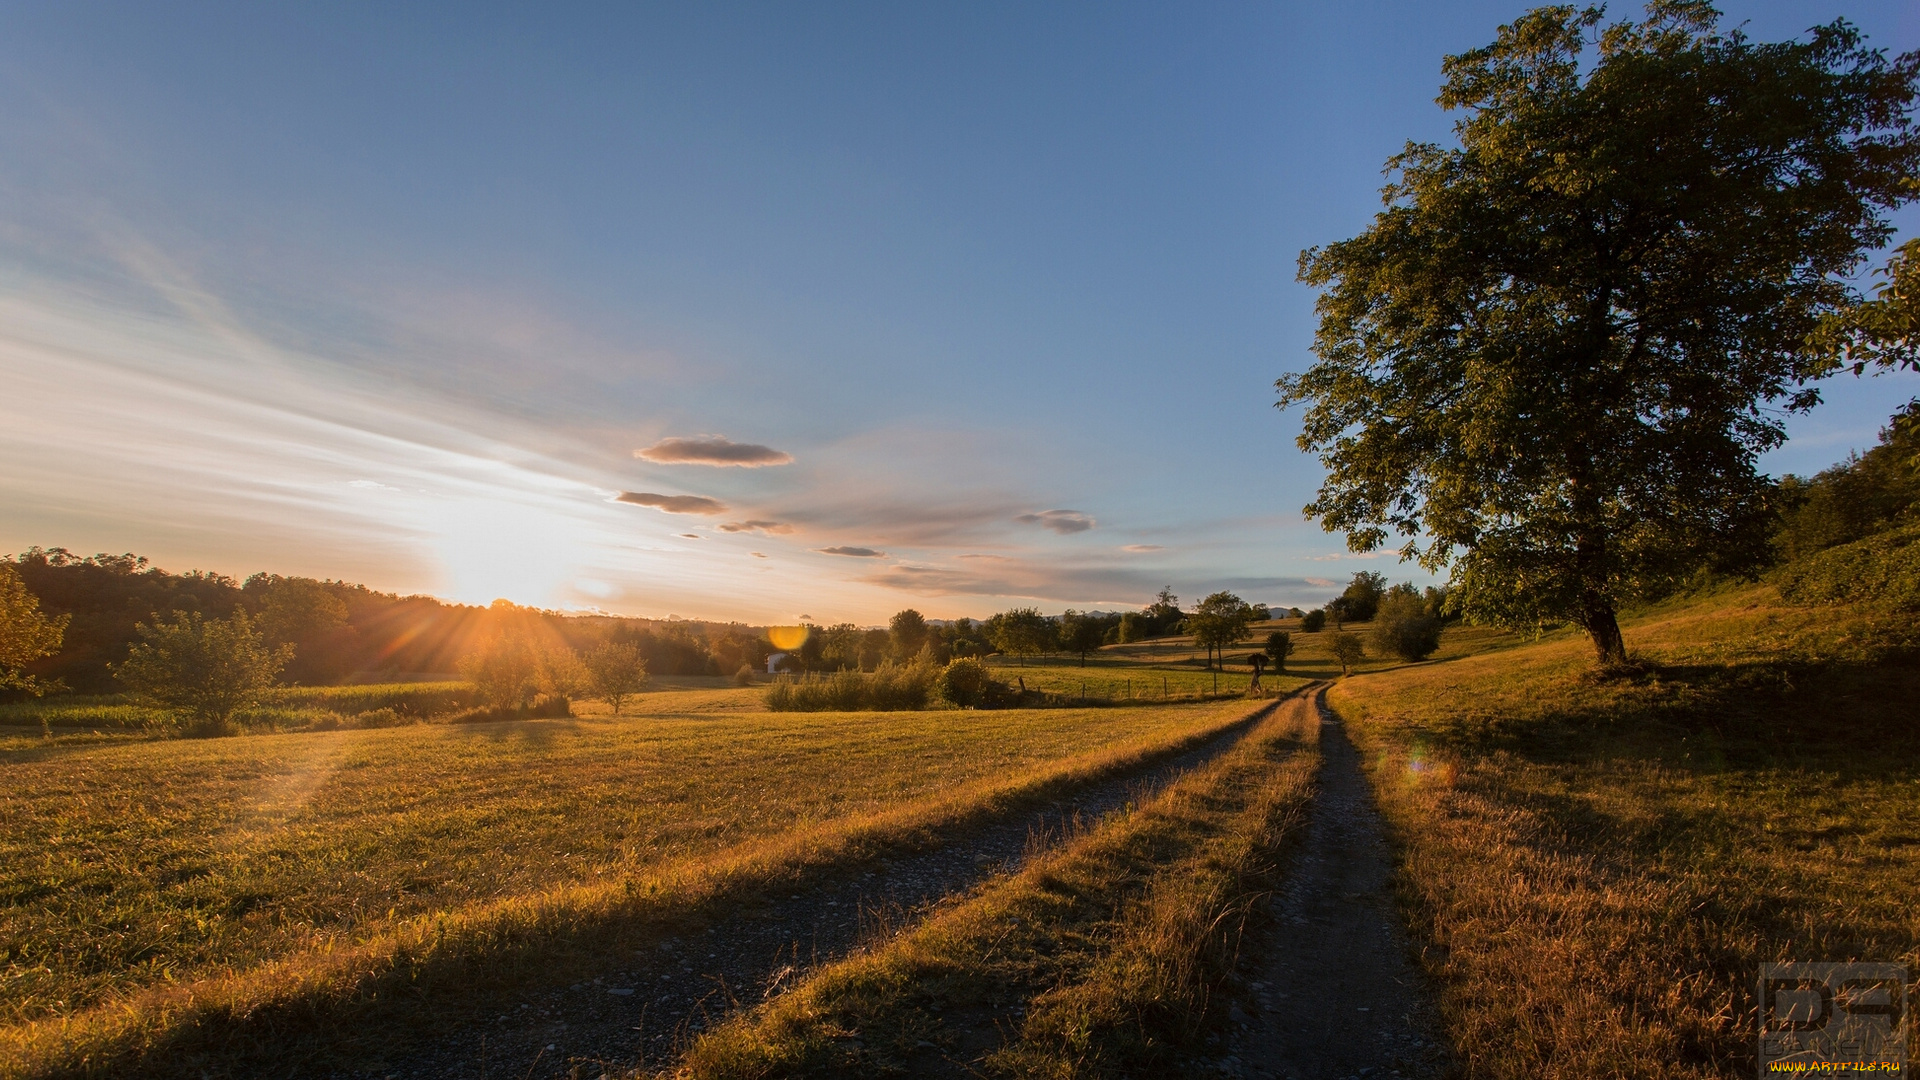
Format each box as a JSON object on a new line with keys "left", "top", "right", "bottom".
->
{"left": 1330, "top": 584, "right": 1920, "bottom": 1079}
{"left": 0, "top": 698, "right": 1263, "bottom": 1078}
{"left": 668, "top": 693, "right": 1321, "bottom": 1079}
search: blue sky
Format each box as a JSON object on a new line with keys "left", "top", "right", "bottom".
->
{"left": 1, "top": 1, "right": 1915, "bottom": 623}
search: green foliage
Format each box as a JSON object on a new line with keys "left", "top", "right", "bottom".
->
{"left": 113, "top": 610, "right": 292, "bottom": 733}
{"left": 0, "top": 563, "right": 68, "bottom": 696}
{"left": 936, "top": 657, "right": 1008, "bottom": 708}
{"left": 1369, "top": 585, "right": 1444, "bottom": 661}
{"left": 1299, "top": 609, "right": 1327, "bottom": 633}
{"left": 1775, "top": 403, "right": 1920, "bottom": 562}
{"left": 1263, "top": 630, "right": 1294, "bottom": 672}
{"left": 989, "top": 607, "right": 1056, "bottom": 665}
{"left": 1809, "top": 237, "right": 1920, "bottom": 375}
{"left": 1337, "top": 572, "right": 1386, "bottom": 623}
{"left": 1187, "top": 591, "right": 1257, "bottom": 669}
{"left": 1775, "top": 521, "right": 1920, "bottom": 611}
{"left": 458, "top": 637, "right": 540, "bottom": 712}
{"left": 764, "top": 662, "right": 939, "bottom": 712}
{"left": 1327, "top": 632, "right": 1365, "bottom": 676}
{"left": 583, "top": 641, "right": 649, "bottom": 713}
{"left": 888, "top": 608, "right": 929, "bottom": 662}
{"left": 1058, "top": 609, "right": 1107, "bottom": 667}
{"left": 1276, "top": 4, "right": 1920, "bottom": 666}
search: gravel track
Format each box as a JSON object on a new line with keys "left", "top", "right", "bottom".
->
{"left": 355, "top": 696, "right": 1288, "bottom": 1080}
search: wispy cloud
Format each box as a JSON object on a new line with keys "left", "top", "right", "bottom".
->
{"left": 818, "top": 546, "right": 888, "bottom": 558}
{"left": 1302, "top": 551, "right": 1384, "bottom": 561}
{"left": 1121, "top": 544, "right": 1163, "bottom": 552}
{"left": 750, "top": 551, "right": 768, "bottom": 558}
{"left": 718, "top": 519, "right": 794, "bottom": 535}
{"left": 1016, "top": 509, "right": 1096, "bottom": 534}
{"left": 676, "top": 532, "right": 701, "bottom": 539}
{"left": 613, "top": 491, "right": 728, "bottom": 514}
{"left": 635, "top": 435, "right": 792, "bottom": 467}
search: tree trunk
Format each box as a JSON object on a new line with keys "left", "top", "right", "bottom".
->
{"left": 1579, "top": 595, "right": 1627, "bottom": 667}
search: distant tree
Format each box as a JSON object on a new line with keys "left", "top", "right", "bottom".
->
{"left": 1300, "top": 609, "right": 1327, "bottom": 633}
{"left": 1188, "top": 591, "right": 1256, "bottom": 669}
{"left": 1263, "top": 630, "right": 1294, "bottom": 673}
{"left": 244, "top": 575, "right": 351, "bottom": 683}
{"left": 1116, "top": 612, "right": 1144, "bottom": 643}
{"left": 889, "top": 609, "right": 930, "bottom": 662}
{"left": 1325, "top": 598, "right": 1348, "bottom": 631}
{"left": 859, "top": 629, "right": 891, "bottom": 672}
{"left": 115, "top": 610, "right": 291, "bottom": 733}
{"left": 989, "top": 607, "right": 1054, "bottom": 666}
{"left": 1338, "top": 572, "right": 1387, "bottom": 623}
{"left": 937, "top": 657, "right": 998, "bottom": 708}
{"left": 1327, "top": 632, "right": 1365, "bottom": 676}
{"left": 1370, "top": 585, "right": 1444, "bottom": 661}
{"left": 1277, "top": 4, "right": 1920, "bottom": 667}
{"left": 1058, "top": 609, "right": 1106, "bottom": 667}
{"left": 0, "top": 564, "right": 68, "bottom": 696}
{"left": 819, "top": 623, "right": 863, "bottom": 671}
{"left": 537, "top": 645, "right": 589, "bottom": 702}
{"left": 583, "top": 641, "right": 649, "bottom": 714}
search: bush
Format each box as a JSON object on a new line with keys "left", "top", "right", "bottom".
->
{"left": 1368, "top": 589, "right": 1443, "bottom": 661}
{"left": 584, "top": 641, "right": 649, "bottom": 713}
{"left": 1300, "top": 609, "right": 1327, "bottom": 633}
{"left": 1774, "top": 522, "right": 1920, "bottom": 610}
{"left": 1263, "top": 631, "right": 1293, "bottom": 671}
{"left": 764, "top": 662, "right": 938, "bottom": 712}
{"left": 936, "top": 657, "right": 1008, "bottom": 708}
{"left": 733, "top": 663, "right": 757, "bottom": 687}
{"left": 1327, "top": 631, "right": 1365, "bottom": 675}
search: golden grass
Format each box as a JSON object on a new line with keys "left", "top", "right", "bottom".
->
{"left": 1330, "top": 585, "right": 1920, "bottom": 1079}
{"left": 669, "top": 692, "right": 1321, "bottom": 1079}
{"left": 0, "top": 698, "right": 1265, "bottom": 1078}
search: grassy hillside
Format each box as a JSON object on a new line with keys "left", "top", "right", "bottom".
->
{"left": 1328, "top": 583, "right": 1920, "bottom": 1078}
{"left": 0, "top": 695, "right": 1265, "bottom": 1077}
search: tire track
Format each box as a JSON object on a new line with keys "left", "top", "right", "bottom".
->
{"left": 368, "top": 693, "right": 1300, "bottom": 1079}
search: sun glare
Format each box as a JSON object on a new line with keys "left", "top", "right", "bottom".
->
{"left": 428, "top": 497, "right": 588, "bottom": 607}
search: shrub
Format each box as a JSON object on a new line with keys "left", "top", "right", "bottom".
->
{"left": 1327, "top": 631, "right": 1365, "bottom": 675}
{"left": 733, "top": 663, "right": 756, "bottom": 687}
{"left": 459, "top": 638, "right": 539, "bottom": 712}
{"left": 936, "top": 657, "right": 1002, "bottom": 708}
{"left": 1263, "top": 630, "right": 1294, "bottom": 672}
{"left": 1300, "top": 609, "right": 1327, "bottom": 633}
{"left": 114, "top": 610, "right": 291, "bottom": 735}
{"left": 1368, "top": 588, "right": 1443, "bottom": 660}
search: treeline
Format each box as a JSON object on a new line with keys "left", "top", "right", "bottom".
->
{"left": 6, "top": 548, "right": 778, "bottom": 692}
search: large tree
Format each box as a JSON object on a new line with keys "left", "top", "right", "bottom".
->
{"left": 1188, "top": 591, "right": 1257, "bottom": 670}
{"left": 1277, "top": 2, "right": 1920, "bottom": 665}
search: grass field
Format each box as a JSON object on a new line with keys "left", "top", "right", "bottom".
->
{"left": 0, "top": 692, "right": 1270, "bottom": 1077}
{"left": 672, "top": 691, "right": 1321, "bottom": 1078}
{"left": 1328, "top": 585, "right": 1920, "bottom": 1078}
{"left": 0, "top": 682, "right": 478, "bottom": 733}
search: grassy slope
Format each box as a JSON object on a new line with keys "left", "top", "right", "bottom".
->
{"left": 670, "top": 695, "right": 1321, "bottom": 1080}
{"left": 0, "top": 696, "right": 1269, "bottom": 1078}
{"left": 1330, "top": 585, "right": 1920, "bottom": 1078}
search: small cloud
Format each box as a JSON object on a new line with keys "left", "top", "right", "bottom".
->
{"left": 751, "top": 551, "right": 769, "bottom": 559}
{"left": 614, "top": 491, "right": 729, "bottom": 515}
{"left": 817, "top": 546, "right": 888, "bottom": 558}
{"left": 635, "top": 435, "right": 793, "bottom": 467}
{"left": 347, "top": 479, "right": 403, "bottom": 492}
{"left": 957, "top": 553, "right": 1012, "bottom": 561}
{"left": 1016, "top": 509, "right": 1096, "bottom": 534}
{"left": 1305, "top": 577, "right": 1335, "bottom": 588}
{"left": 718, "top": 520, "right": 795, "bottom": 535}
{"left": 1303, "top": 551, "right": 1384, "bottom": 561}
{"left": 677, "top": 533, "right": 701, "bottom": 539}
{"left": 1121, "top": 544, "right": 1163, "bottom": 553}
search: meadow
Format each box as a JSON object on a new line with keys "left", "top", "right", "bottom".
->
{"left": 1328, "top": 584, "right": 1920, "bottom": 1079}
{"left": 0, "top": 687, "right": 1270, "bottom": 1076}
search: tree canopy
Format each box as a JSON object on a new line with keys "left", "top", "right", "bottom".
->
{"left": 114, "top": 610, "right": 291, "bottom": 732}
{"left": 1187, "top": 591, "right": 1257, "bottom": 670}
{"left": 0, "top": 564, "right": 67, "bottom": 695}
{"left": 1277, "top": 2, "right": 1920, "bottom": 665}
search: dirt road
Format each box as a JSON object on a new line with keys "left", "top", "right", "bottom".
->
{"left": 1225, "top": 688, "right": 1450, "bottom": 1079}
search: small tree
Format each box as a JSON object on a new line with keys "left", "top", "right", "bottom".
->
{"left": 1300, "top": 609, "right": 1327, "bottom": 633}
{"left": 989, "top": 607, "right": 1054, "bottom": 666}
{"left": 937, "top": 657, "right": 999, "bottom": 708}
{"left": 115, "top": 610, "right": 291, "bottom": 733}
{"left": 0, "top": 564, "right": 68, "bottom": 696}
{"left": 460, "top": 637, "right": 539, "bottom": 712}
{"left": 1263, "top": 630, "right": 1294, "bottom": 673}
{"left": 1059, "top": 610, "right": 1105, "bottom": 667}
{"left": 583, "top": 641, "right": 650, "bottom": 713}
{"left": 1189, "top": 591, "right": 1256, "bottom": 669}
{"left": 1327, "top": 632, "right": 1365, "bottom": 676}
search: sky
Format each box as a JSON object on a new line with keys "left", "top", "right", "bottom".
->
{"left": 1, "top": 1, "right": 1917, "bottom": 625}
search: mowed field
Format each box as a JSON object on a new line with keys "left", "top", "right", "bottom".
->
{"left": 1328, "top": 586, "right": 1920, "bottom": 1078}
{"left": 0, "top": 687, "right": 1270, "bottom": 1075}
